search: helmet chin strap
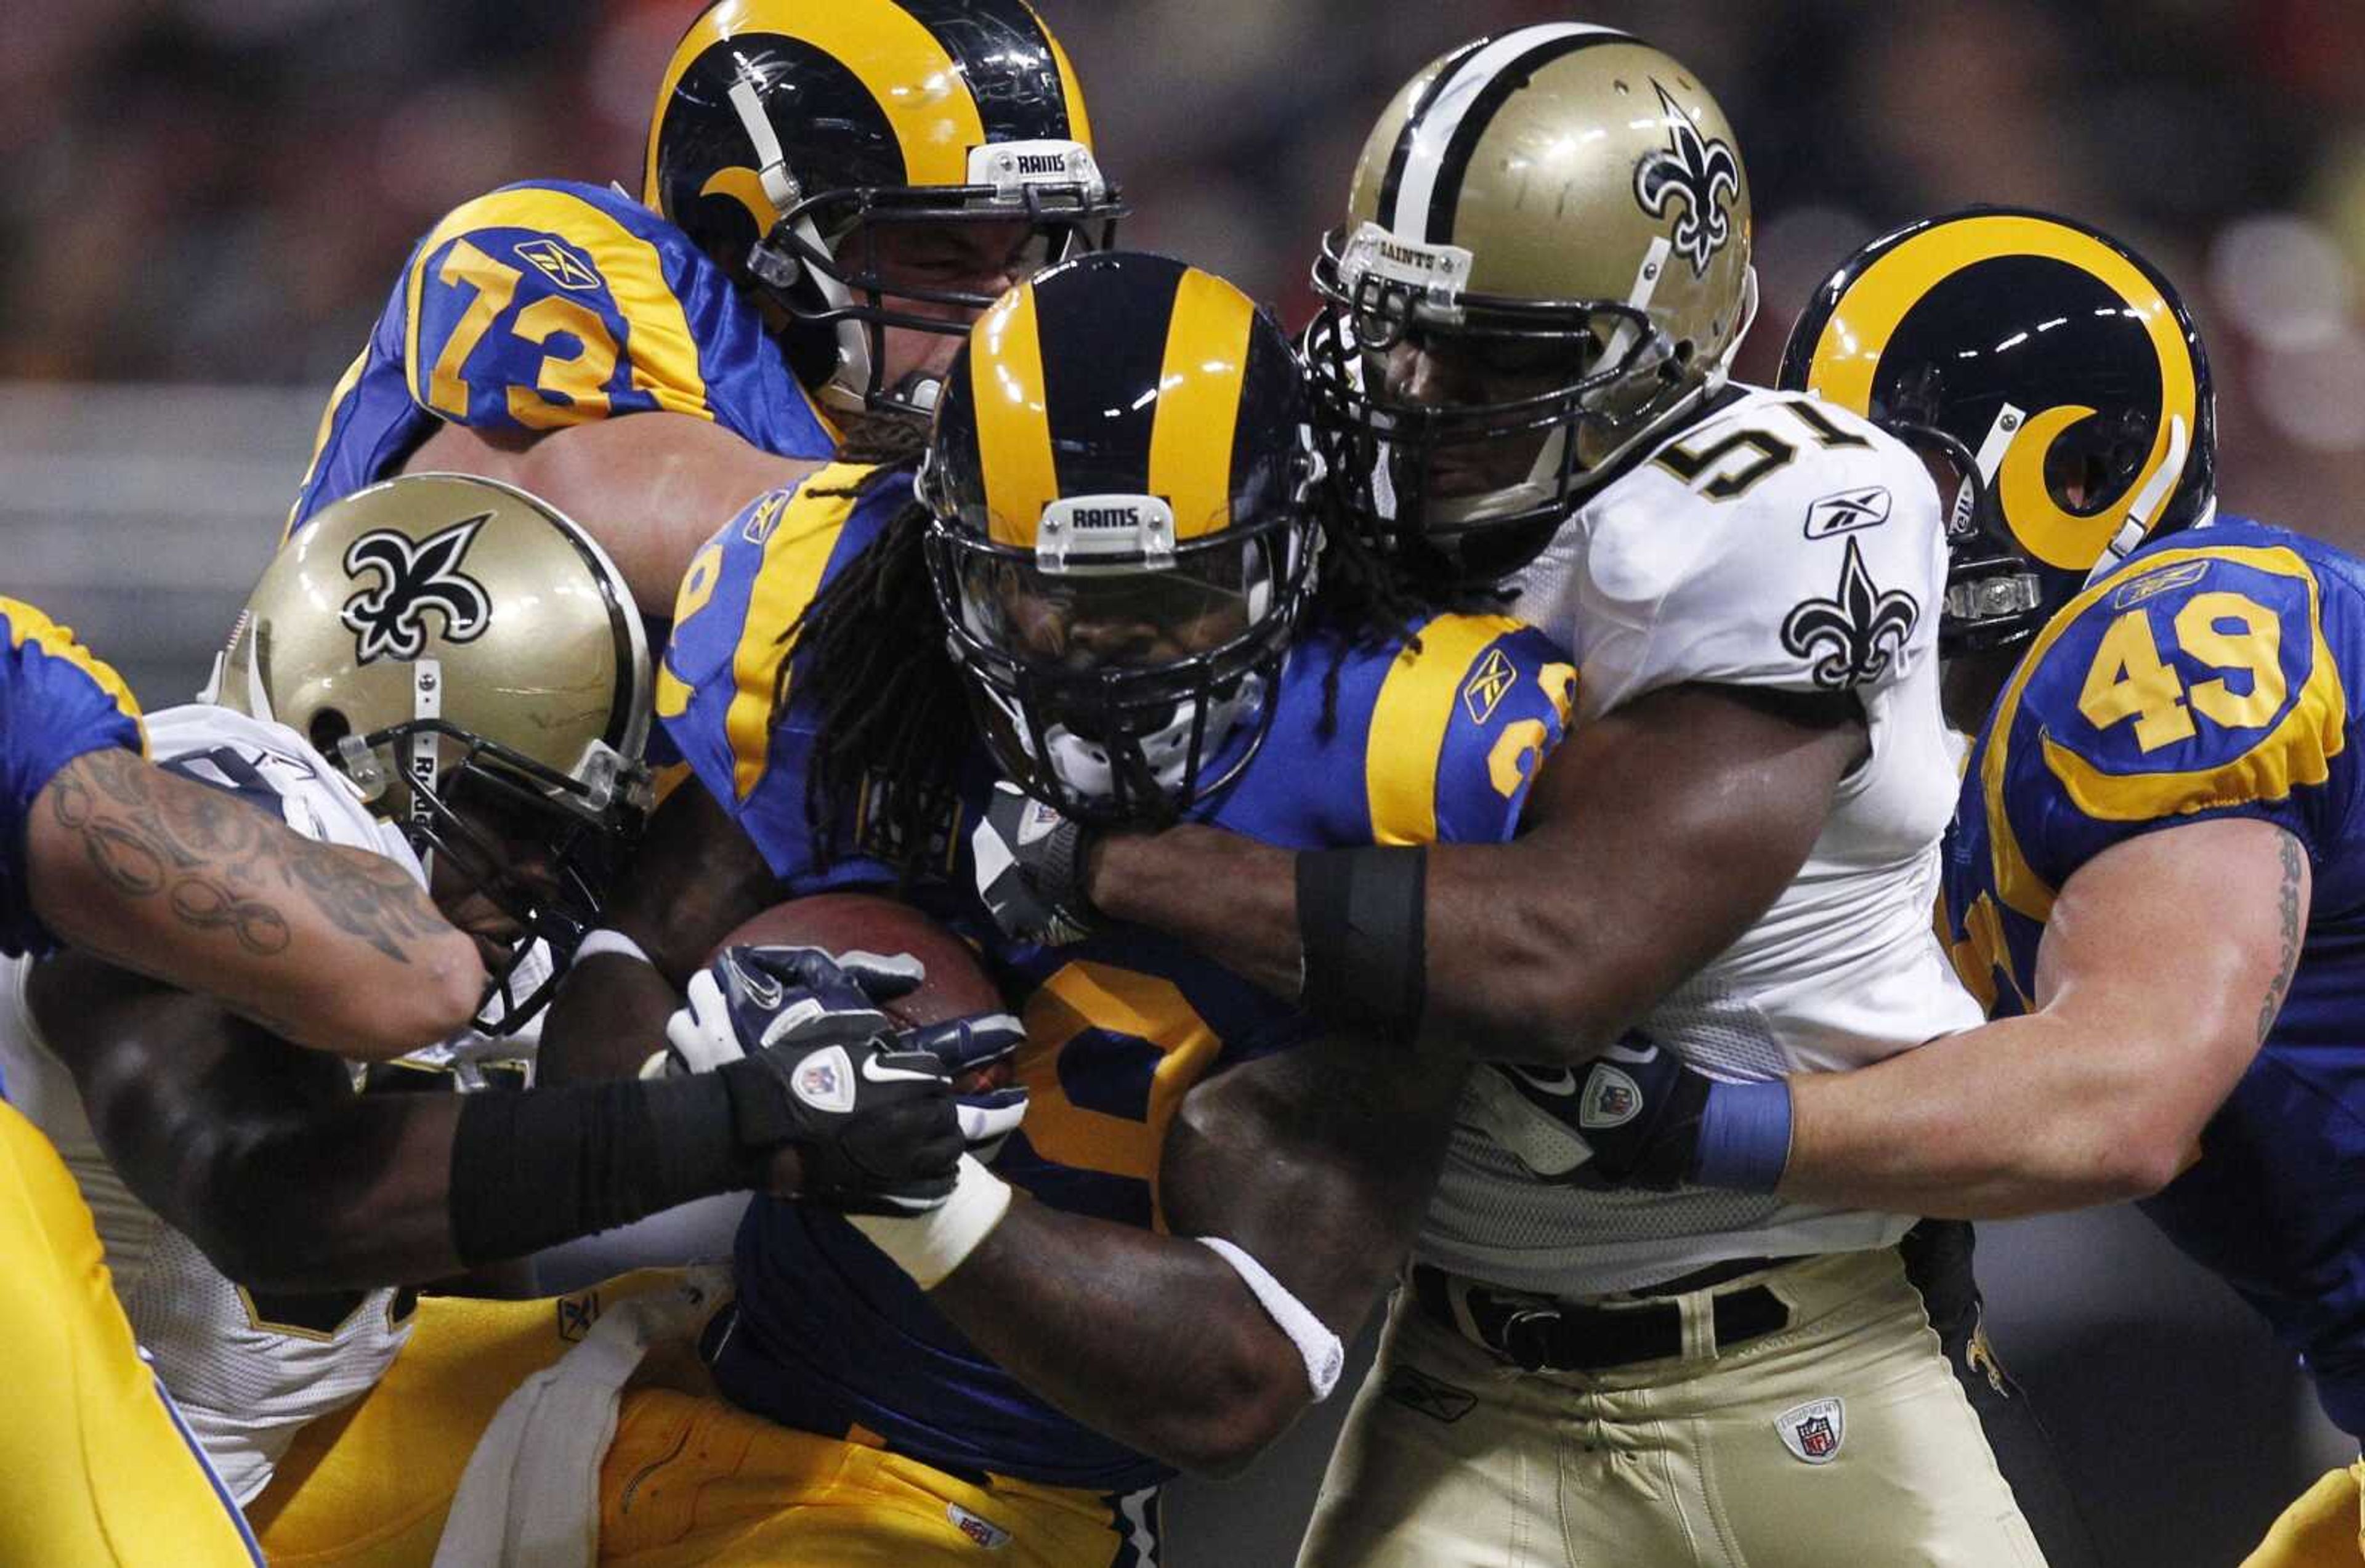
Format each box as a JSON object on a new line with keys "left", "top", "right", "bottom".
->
{"left": 2089, "top": 414, "right": 2192, "bottom": 583}
{"left": 406, "top": 657, "right": 443, "bottom": 884}
{"left": 726, "top": 77, "right": 881, "bottom": 413}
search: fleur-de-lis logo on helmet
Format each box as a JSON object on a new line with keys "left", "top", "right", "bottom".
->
{"left": 339, "top": 515, "right": 494, "bottom": 664}
{"left": 1633, "top": 80, "right": 1742, "bottom": 277}
{"left": 1779, "top": 537, "right": 1921, "bottom": 690}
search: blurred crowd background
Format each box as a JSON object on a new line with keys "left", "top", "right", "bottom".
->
{"left": 6, "top": 2, "right": 2363, "bottom": 1562}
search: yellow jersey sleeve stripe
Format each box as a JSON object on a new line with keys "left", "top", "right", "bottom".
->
{"left": 1979, "top": 541, "right": 2335, "bottom": 922}
{"left": 0, "top": 598, "right": 145, "bottom": 746}
{"left": 645, "top": 1, "right": 983, "bottom": 198}
{"left": 726, "top": 475, "right": 865, "bottom": 801}
{"left": 1366, "top": 613, "right": 1525, "bottom": 845}
{"left": 1147, "top": 271, "right": 1256, "bottom": 541}
{"left": 974, "top": 283, "right": 1062, "bottom": 548}
{"left": 284, "top": 349, "right": 369, "bottom": 543}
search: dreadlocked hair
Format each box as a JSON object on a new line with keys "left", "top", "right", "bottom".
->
{"left": 772, "top": 418, "right": 970, "bottom": 877}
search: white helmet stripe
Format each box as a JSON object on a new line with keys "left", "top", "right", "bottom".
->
{"left": 1388, "top": 24, "right": 1629, "bottom": 240}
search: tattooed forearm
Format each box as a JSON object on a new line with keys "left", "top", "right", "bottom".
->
{"left": 2257, "top": 833, "right": 2305, "bottom": 1045}
{"left": 45, "top": 748, "right": 448, "bottom": 966}
{"left": 278, "top": 847, "right": 450, "bottom": 965}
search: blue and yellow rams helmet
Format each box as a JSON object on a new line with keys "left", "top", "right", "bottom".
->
{"left": 1780, "top": 207, "right": 2215, "bottom": 655}
{"left": 920, "top": 252, "right": 1319, "bottom": 826}
{"left": 646, "top": 0, "right": 1123, "bottom": 419}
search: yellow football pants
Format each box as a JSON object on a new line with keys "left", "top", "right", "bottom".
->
{"left": 0, "top": 1097, "right": 261, "bottom": 1566}
{"left": 249, "top": 1270, "right": 692, "bottom": 1566}
{"left": 596, "top": 1388, "right": 1152, "bottom": 1568}
{"left": 2243, "top": 1461, "right": 2365, "bottom": 1568}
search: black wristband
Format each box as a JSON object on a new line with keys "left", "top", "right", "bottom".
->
{"left": 447, "top": 1073, "right": 750, "bottom": 1267}
{"left": 1295, "top": 845, "right": 1428, "bottom": 1047}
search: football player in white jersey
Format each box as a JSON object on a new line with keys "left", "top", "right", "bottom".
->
{"left": 2, "top": 474, "right": 990, "bottom": 1556}
{"left": 972, "top": 27, "right": 2095, "bottom": 1567}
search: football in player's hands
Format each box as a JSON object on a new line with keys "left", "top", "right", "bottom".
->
{"left": 711, "top": 893, "right": 1020, "bottom": 1094}
{"left": 663, "top": 944, "right": 908, "bottom": 1075}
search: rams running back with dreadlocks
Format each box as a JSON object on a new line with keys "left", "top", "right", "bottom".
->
{"left": 520, "top": 253, "right": 1571, "bottom": 1566}
{"left": 978, "top": 28, "right": 2090, "bottom": 1567}
{"left": 289, "top": 0, "right": 1120, "bottom": 613}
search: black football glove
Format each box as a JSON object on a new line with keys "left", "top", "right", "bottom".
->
{"left": 971, "top": 781, "right": 1098, "bottom": 945}
{"left": 1474, "top": 1035, "right": 1713, "bottom": 1192}
{"left": 680, "top": 946, "right": 1032, "bottom": 1203}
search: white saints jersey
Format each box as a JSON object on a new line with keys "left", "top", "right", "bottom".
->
{"left": 1425, "top": 384, "right": 1986, "bottom": 1296}
{"left": 0, "top": 704, "right": 417, "bottom": 1503}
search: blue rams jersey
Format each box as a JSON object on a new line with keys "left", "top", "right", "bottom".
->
{"left": 0, "top": 599, "right": 144, "bottom": 960}
{"left": 1943, "top": 516, "right": 2365, "bottom": 1435}
{"left": 665, "top": 471, "right": 1575, "bottom": 1490}
{"left": 285, "top": 179, "right": 836, "bottom": 535}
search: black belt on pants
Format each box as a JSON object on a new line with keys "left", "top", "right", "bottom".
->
{"left": 1412, "top": 1260, "right": 1793, "bottom": 1373}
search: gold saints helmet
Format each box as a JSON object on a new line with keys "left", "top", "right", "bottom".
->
{"left": 645, "top": 0, "right": 1123, "bottom": 420}
{"left": 1308, "top": 25, "right": 1756, "bottom": 586}
{"left": 1779, "top": 207, "right": 2215, "bottom": 655}
{"left": 213, "top": 474, "right": 653, "bottom": 1022}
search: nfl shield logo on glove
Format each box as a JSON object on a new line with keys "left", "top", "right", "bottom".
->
{"left": 793, "top": 1045, "right": 858, "bottom": 1113}
{"left": 1777, "top": 1397, "right": 1845, "bottom": 1464}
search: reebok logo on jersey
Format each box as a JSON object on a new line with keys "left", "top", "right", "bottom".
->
{"left": 1803, "top": 486, "right": 1893, "bottom": 539}
{"left": 2111, "top": 558, "right": 2209, "bottom": 610}
{"left": 793, "top": 1045, "right": 857, "bottom": 1113}
{"left": 1579, "top": 1065, "right": 1642, "bottom": 1129}
{"left": 946, "top": 1503, "right": 1012, "bottom": 1550}
{"left": 1776, "top": 1397, "right": 1845, "bottom": 1464}
{"left": 512, "top": 236, "right": 602, "bottom": 291}
{"left": 1461, "top": 647, "right": 1514, "bottom": 724}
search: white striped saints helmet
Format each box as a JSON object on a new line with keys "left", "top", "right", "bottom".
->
{"left": 1309, "top": 26, "right": 1758, "bottom": 585}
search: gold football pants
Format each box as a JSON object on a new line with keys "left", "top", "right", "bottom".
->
{"left": 1300, "top": 1247, "right": 2047, "bottom": 1567}
{"left": 0, "top": 1097, "right": 261, "bottom": 1565}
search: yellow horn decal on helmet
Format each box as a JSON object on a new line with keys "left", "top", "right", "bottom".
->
{"left": 1992, "top": 403, "right": 2131, "bottom": 572}
{"left": 645, "top": 0, "right": 984, "bottom": 206}
{"left": 1800, "top": 212, "right": 2198, "bottom": 573}
{"left": 972, "top": 283, "right": 1061, "bottom": 548}
{"left": 1148, "top": 270, "right": 1257, "bottom": 541}
{"left": 697, "top": 166, "right": 780, "bottom": 236}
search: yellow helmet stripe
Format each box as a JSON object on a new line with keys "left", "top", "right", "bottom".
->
{"left": 1147, "top": 270, "right": 1258, "bottom": 542}
{"left": 1366, "top": 613, "right": 1525, "bottom": 843}
{"left": 0, "top": 597, "right": 145, "bottom": 744}
{"left": 644, "top": 0, "right": 982, "bottom": 207}
{"left": 1801, "top": 213, "right": 2199, "bottom": 572}
{"left": 972, "top": 281, "right": 1061, "bottom": 548}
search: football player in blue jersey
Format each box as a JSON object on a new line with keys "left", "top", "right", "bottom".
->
{"left": 532, "top": 253, "right": 1575, "bottom": 1566}
{"left": 288, "top": 0, "right": 1121, "bottom": 614}
{"left": 1546, "top": 209, "right": 2359, "bottom": 1562}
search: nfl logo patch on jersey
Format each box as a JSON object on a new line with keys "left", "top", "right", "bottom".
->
{"left": 1579, "top": 1065, "right": 1641, "bottom": 1130}
{"left": 1776, "top": 1397, "right": 1845, "bottom": 1464}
